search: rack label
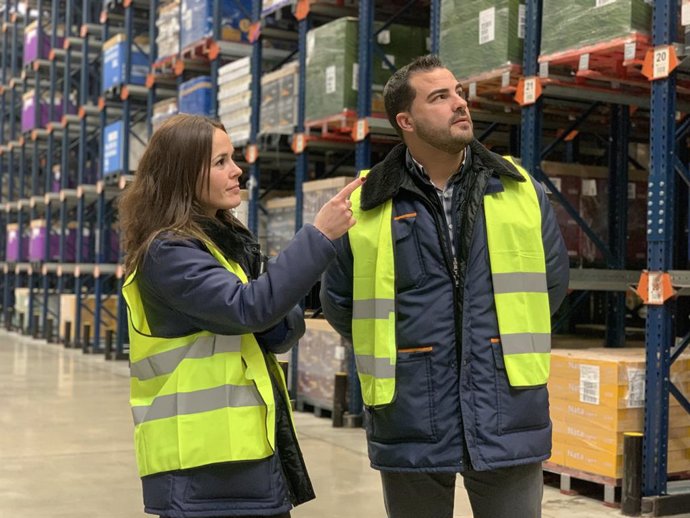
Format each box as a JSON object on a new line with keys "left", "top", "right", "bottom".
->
{"left": 648, "top": 272, "right": 665, "bottom": 305}
{"left": 479, "top": 7, "right": 495, "bottom": 45}
{"left": 654, "top": 47, "right": 670, "bottom": 79}
{"left": 245, "top": 145, "right": 258, "bottom": 164}
{"left": 523, "top": 77, "right": 537, "bottom": 104}
{"left": 291, "top": 133, "right": 306, "bottom": 154}
{"left": 352, "top": 119, "right": 369, "bottom": 142}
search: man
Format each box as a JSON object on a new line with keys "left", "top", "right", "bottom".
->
{"left": 320, "top": 55, "right": 569, "bottom": 518}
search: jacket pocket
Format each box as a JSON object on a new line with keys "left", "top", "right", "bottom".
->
{"left": 393, "top": 216, "right": 427, "bottom": 292}
{"left": 184, "top": 459, "right": 275, "bottom": 502}
{"left": 368, "top": 349, "right": 437, "bottom": 443}
{"left": 491, "top": 340, "right": 549, "bottom": 435}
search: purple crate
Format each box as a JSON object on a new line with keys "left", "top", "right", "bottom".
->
{"left": 28, "top": 221, "right": 60, "bottom": 262}
{"left": 21, "top": 91, "right": 66, "bottom": 133}
{"left": 64, "top": 225, "right": 93, "bottom": 262}
{"left": 23, "top": 22, "right": 64, "bottom": 65}
{"left": 5, "top": 225, "right": 29, "bottom": 262}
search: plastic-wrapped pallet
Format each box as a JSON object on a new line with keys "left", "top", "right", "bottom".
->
{"left": 265, "top": 196, "right": 296, "bottom": 257}
{"left": 218, "top": 58, "right": 252, "bottom": 146}
{"left": 178, "top": 75, "right": 213, "bottom": 116}
{"left": 440, "top": 0, "right": 525, "bottom": 79}
{"left": 548, "top": 348, "right": 690, "bottom": 478}
{"left": 541, "top": 0, "right": 652, "bottom": 57}
{"left": 302, "top": 176, "right": 352, "bottom": 226}
{"left": 156, "top": 0, "right": 180, "bottom": 60}
{"left": 180, "top": 0, "right": 252, "bottom": 48}
{"left": 305, "top": 17, "right": 428, "bottom": 122}
{"left": 152, "top": 98, "right": 178, "bottom": 133}
{"left": 297, "top": 318, "right": 350, "bottom": 411}
{"left": 260, "top": 61, "right": 298, "bottom": 135}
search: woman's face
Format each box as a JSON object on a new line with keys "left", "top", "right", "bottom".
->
{"left": 197, "top": 128, "right": 243, "bottom": 216}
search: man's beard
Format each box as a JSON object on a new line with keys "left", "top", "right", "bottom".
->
{"left": 414, "top": 116, "right": 473, "bottom": 154}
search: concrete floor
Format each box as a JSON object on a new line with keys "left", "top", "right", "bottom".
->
{"left": 0, "top": 330, "right": 686, "bottom": 518}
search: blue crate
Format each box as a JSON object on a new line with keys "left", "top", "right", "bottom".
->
{"left": 180, "top": 0, "right": 252, "bottom": 49}
{"left": 179, "top": 76, "right": 214, "bottom": 116}
{"left": 102, "top": 121, "right": 124, "bottom": 176}
{"left": 102, "top": 34, "right": 149, "bottom": 92}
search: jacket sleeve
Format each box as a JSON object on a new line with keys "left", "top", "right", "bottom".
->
{"left": 140, "top": 224, "right": 335, "bottom": 336}
{"left": 531, "top": 177, "right": 570, "bottom": 315}
{"left": 254, "top": 304, "right": 306, "bottom": 354}
{"left": 319, "top": 233, "right": 354, "bottom": 341}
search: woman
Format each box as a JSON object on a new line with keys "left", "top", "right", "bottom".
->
{"left": 119, "top": 114, "right": 362, "bottom": 518}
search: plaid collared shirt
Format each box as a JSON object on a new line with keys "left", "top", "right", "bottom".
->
{"left": 405, "top": 147, "right": 471, "bottom": 256}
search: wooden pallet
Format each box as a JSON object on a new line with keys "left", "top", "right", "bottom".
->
{"left": 538, "top": 32, "right": 655, "bottom": 93}
{"left": 542, "top": 461, "right": 620, "bottom": 507}
{"left": 460, "top": 64, "right": 522, "bottom": 100}
{"left": 295, "top": 398, "right": 333, "bottom": 419}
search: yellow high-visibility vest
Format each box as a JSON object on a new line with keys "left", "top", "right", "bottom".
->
{"left": 122, "top": 241, "right": 290, "bottom": 477}
{"left": 348, "top": 157, "right": 550, "bottom": 407}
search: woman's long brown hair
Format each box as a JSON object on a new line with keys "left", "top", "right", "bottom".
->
{"left": 119, "top": 114, "right": 238, "bottom": 274}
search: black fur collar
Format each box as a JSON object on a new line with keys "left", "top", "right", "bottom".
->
{"left": 360, "top": 139, "right": 525, "bottom": 211}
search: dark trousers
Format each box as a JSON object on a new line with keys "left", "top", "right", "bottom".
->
{"left": 381, "top": 462, "right": 543, "bottom": 518}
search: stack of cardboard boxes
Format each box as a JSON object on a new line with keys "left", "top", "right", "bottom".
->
{"left": 549, "top": 348, "right": 690, "bottom": 478}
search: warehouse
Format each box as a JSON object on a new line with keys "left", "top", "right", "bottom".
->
{"left": 1, "top": 0, "right": 690, "bottom": 516}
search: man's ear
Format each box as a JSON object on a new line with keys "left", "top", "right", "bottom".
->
{"left": 396, "top": 112, "right": 413, "bottom": 133}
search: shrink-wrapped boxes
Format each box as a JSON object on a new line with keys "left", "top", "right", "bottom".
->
{"left": 440, "top": 0, "right": 525, "bottom": 79}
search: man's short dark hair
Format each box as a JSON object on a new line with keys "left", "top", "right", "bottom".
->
{"left": 383, "top": 54, "right": 445, "bottom": 138}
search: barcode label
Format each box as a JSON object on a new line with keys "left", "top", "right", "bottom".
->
{"left": 326, "top": 65, "right": 336, "bottom": 94}
{"left": 479, "top": 8, "right": 495, "bottom": 45}
{"left": 335, "top": 345, "right": 345, "bottom": 361}
{"left": 581, "top": 178, "right": 597, "bottom": 196}
{"left": 628, "top": 182, "right": 637, "bottom": 200}
{"left": 595, "top": 0, "right": 616, "bottom": 6}
{"left": 626, "top": 368, "right": 645, "bottom": 408}
{"left": 579, "top": 364, "right": 600, "bottom": 405}
{"left": 518, "top": 4, "right": 526, "bottom": 39}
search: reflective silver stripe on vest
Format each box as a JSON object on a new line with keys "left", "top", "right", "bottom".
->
{"left": 130, "top": 335, "right": 242, "bottom": 381}
{"left": 354, "top": 354, "right": 396, "bottom": 379}
{"left": 352, "top": 299, "right": 395, "bottom": 320}
{"left": 500, "top": 333, "right": 551, "bottom": 354}
{"left": 492, "top": 272, "right": 547, "bottom": 294}
{"left": 131, "top": 383, "right": 264, "bottom": 425}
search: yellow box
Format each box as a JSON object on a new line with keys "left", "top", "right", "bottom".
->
{"left": 59, "top": 294, "right": 118, "bottom": 340}
{"left": 558, "top": 443, "right": 690, "bottom": 479}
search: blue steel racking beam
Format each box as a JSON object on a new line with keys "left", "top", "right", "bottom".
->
{"left": 519, "top": 0, "right": 542, "bottom": 175}
{"left": 348, "top": 0, "right": 375, "bottom": 418}
{"left": 247, "top": 0, "right": 263, "bottom": 236}
{"left": 643, "top": 0, "right": 677, "bottom": 498}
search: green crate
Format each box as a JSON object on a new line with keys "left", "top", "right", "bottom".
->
{"left": 440, "top": 0, "right": 525, "bottom": 79}
{"left": 541, "top": 0, "right": 651, "bottom": 57}
{"left": 305, "top": 17, "right": 428, "bottom": 122}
